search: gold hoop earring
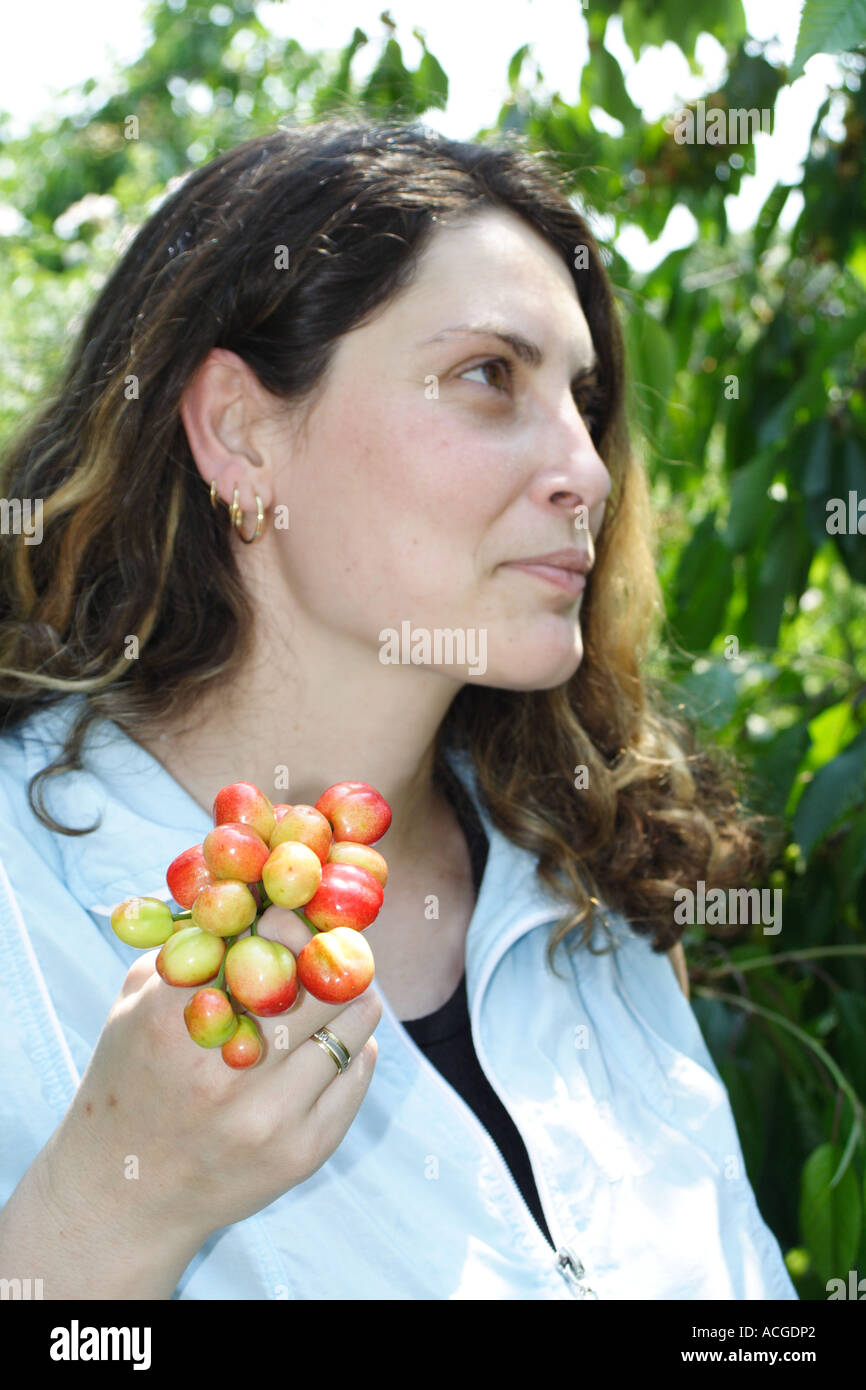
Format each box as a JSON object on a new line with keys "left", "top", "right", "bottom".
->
{"left": 232, "top": 487, "right": 265, "bottom": 544}
{"left": 208, "top": 479, "right": 265, "bottom": 543}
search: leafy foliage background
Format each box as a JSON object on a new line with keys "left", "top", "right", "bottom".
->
{"left": 1, "top": 0, "right": 864, "bottom": 1299}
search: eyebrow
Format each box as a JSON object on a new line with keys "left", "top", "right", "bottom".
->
{"left": 416, "top": 323, "right": 599, "bottom": 378}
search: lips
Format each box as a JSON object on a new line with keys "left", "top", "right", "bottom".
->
{"left": 509, "top": 549, "right": 593, "bottom": 574}
{"left": 500, "top": 560, "right": 587, "bottom": 595}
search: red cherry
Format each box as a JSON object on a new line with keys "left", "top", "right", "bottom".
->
{"left": 315, "top": 782, "right": 369, "bottom": 820}
{"left": 156, "top": 927, "right": 225, "bottom": 986}
{"left": 303, "top": 862, "right": 384, "bottom": 931}
{"left": 315, "top": 783, "right": 391, "bottom": 845}
{"left": 203, "top": 822, "right": 271, "bottom": 883}
{"left": 191, "top": 880, "right": 259, "bottom": 937}
{"left": 166, "top": 844, "right": 219, "bottom": 909}
{"left": 225, "top": 936, "right": 299, "bottom": 1016}
{"left": 222, "top": 1015, "right": 264, "bottom": 1069}
{"left": 212, "top": 782, "right": 275, "bottom": 843}
{"left": 269, "top": 804, "right": 333, "bottom": 863}
{"left": 261, "top": 841, "right": 323, "bottom": 909}
{"left": 327, "top": 841, "right": 389, "bottom": 888}
{"left": 184, "top": 987, "right": 239, "bottom": 1048}
{"left": 297, "top": 926, "right": 375, "bottom": 1003}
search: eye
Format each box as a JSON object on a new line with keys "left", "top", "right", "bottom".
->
{"left": 458, "top": 358, "right": 512, "bottom": 392}
{"left": 573, "top": 379, "right": 606, "bottom": 436}
{"left": 458, "top": 356, "right": 607, "bottom": 435}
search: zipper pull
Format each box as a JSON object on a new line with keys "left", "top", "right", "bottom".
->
{"left": 556, "top": 1247, "right": 597, "bottom": 1299}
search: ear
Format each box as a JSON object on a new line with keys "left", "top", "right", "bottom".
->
{"left": 180, "top": 348, "right": 274, "bottom": 514}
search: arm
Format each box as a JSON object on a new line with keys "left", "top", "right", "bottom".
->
{"left": 0, "top": 820, "right": 207, "bottom": 1299}
{"left": 0, "top": 1141, "right": 202, "bottom": 1300}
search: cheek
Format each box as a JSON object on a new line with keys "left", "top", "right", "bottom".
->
{"left": 275, "top": 396, "right": 493, "bottom": 620}
{"left": 288, "top": 393, "right": 498, "bottom": 566}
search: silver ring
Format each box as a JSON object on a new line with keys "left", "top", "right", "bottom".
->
{"left": 310, "top": 1026, "right": 351, "bottom": 1074}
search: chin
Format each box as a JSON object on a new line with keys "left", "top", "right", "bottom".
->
{"left": 476, "top": 626, "right": 584, "bottom": 692}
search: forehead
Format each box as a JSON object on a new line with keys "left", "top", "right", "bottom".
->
{"left": 361, "top": 206, "right": 592, "bottom": 351}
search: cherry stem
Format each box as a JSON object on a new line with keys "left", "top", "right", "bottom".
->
{"left": 250, "top": 882, "right": 271, "bottom": 935}
{"left": 293, "top": 907, "right": 320, "bottom": 935}
{"left": 171, "top": 909, "right": 192, "bottom": 921}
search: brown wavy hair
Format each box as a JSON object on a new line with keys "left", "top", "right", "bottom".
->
{"left": 0, "top": 115, "right": 769, "bottom": 965}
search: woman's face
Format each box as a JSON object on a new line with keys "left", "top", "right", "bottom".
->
{"left": 268, "top": 206, "right": 612, "bottom": 691}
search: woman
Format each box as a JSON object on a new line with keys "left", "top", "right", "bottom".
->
{"left": 0, "top": 116, "right": 796, "bottom": 1300}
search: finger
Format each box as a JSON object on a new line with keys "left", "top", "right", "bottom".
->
{"left": 145, "top": 906, "right": 310, "bottom": 1060}
{"left": 267, "top": 987, "right": 383, "bottom": 1109}
{"left": 254, "top": 977, "right": 382, "bottom": 1061}
{"left": 254, "top": 903, "right": 314, "bottom": 955}
{"left": 251, "top": 906, "right": 382, "bottom": 1059}
{"left": 119, "top": 949, "right": 161, "bottom": 999}
{"left": 309, "top": 1036, "right": 378, "bottom": 1142}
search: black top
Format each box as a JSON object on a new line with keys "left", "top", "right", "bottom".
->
{"left": 401, "top": 762, "right": 556, "bottom": 1251}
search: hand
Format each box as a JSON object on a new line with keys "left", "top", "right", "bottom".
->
{"left": 39, "top": 907, "right": 382, "bottom": 1258}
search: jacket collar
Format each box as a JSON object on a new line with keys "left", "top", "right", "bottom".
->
{"left": 19, "top": 696, "right": 582, "bottom": 983}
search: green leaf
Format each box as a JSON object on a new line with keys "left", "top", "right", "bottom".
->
{"left": 311, "top": 27, "right": 367, "bottom": 116}
{"left": 790, "top": 0, "right": 866, "bottom": 81}
{"left": 620, "top": 0, "right": 746, "bottom": 61}
{"left": 414, "top": 43, "right": 448, "bottom": 111}
{"left": 622, "top": 308, "right": 675, "bottom": 446}
{"left": 581, "top": 42, "right": 642, "bottom": 128}
{"left": 799, "top": 1142, "right": 862, "bottom": 1285}
{"left": 670, "top": 512, "right": 735, "bottom": 652}
{"left": 507, "top": 43, "right": 531, "bottom": 91}
{"left": 799, "top": 418, "right": 835, "bottom": 547}
{"left": 833, "top": 437, "right": 866, "bottom": 584}
{"left": 749, "top": 505, "right": 812, "bottom": 648}
{"left": 361, "top": 37, "right": 416, "bottom": 114}
{"left": 716, "top": 1056, "right": 766, "bottom": 1185}
{"left": 793, "top": 726, "right": 866, "bottom": 856}
{"left": 753, "top": 183, "right": 793, "bottom": 261}
{"left": 835, "top": 991, "right": 866, "bottom": 1105}
{"left": 750, "top": 721, "right": 812, "bottom": 819}
{"left": 801, "top": 417, "right": 834, "bottom": 496}
{"left": 805, "top": 699, "right": 861, "bottom": 770}
{"left": 619, "top": 0, "right": 669, "bottom": 59}
{"left": 756, "top": 311, "right": 866, "bottom": 448}
{"left": 836, "top": 817, "right": 866, "bottom": 902}
{"left": 724, "top": 449, "right": 777, "bottom": 551}
{"left": 674, "top": 658, "right": 739, "bottom": 731}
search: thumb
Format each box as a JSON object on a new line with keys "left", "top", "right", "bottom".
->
{"left": 254, "top": 903, "right": 316, "bottom": 956}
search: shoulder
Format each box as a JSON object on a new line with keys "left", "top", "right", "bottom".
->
{"left": 0, "top": 716, "right": 68, "bottom": 885}
{"left": 446, "top": 744, "right": 692, "bottom": 1006}
{"left": 0, "top": 700, "right": 91, "bottom": 872}
{"left": 0, "top": 709, "right": 47, "bottom": 827}
{"left": 588, "top": 899, "right": 690, "bottom": 1003}
{"left": 0, "top": 695, "right": 85, "bottom": 775}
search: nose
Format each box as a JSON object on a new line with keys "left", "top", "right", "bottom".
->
{"left": 526, "top": 409, "right": 611, "bottom": 539}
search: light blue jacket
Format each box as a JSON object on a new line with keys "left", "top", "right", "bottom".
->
{"left": 0, "top": 695, "right": 798, "bottom": 1300}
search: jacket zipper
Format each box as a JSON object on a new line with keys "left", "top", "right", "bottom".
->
{"left": 380, "top": 908, "right": 599, "bottom": 1300}
{"left": 469, "top": 911, "right": 599, "bottom": 1300}
{"left": 556, "top": 1247, "right": 594, "bottom": 1296}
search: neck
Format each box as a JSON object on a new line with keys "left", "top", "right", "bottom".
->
{"left": 130, "top": 603, "right": 464, "bottom": 866}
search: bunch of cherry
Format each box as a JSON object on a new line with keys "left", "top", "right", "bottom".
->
{"left": 110, "top": 780, "right": 390, "bottom": 1069}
